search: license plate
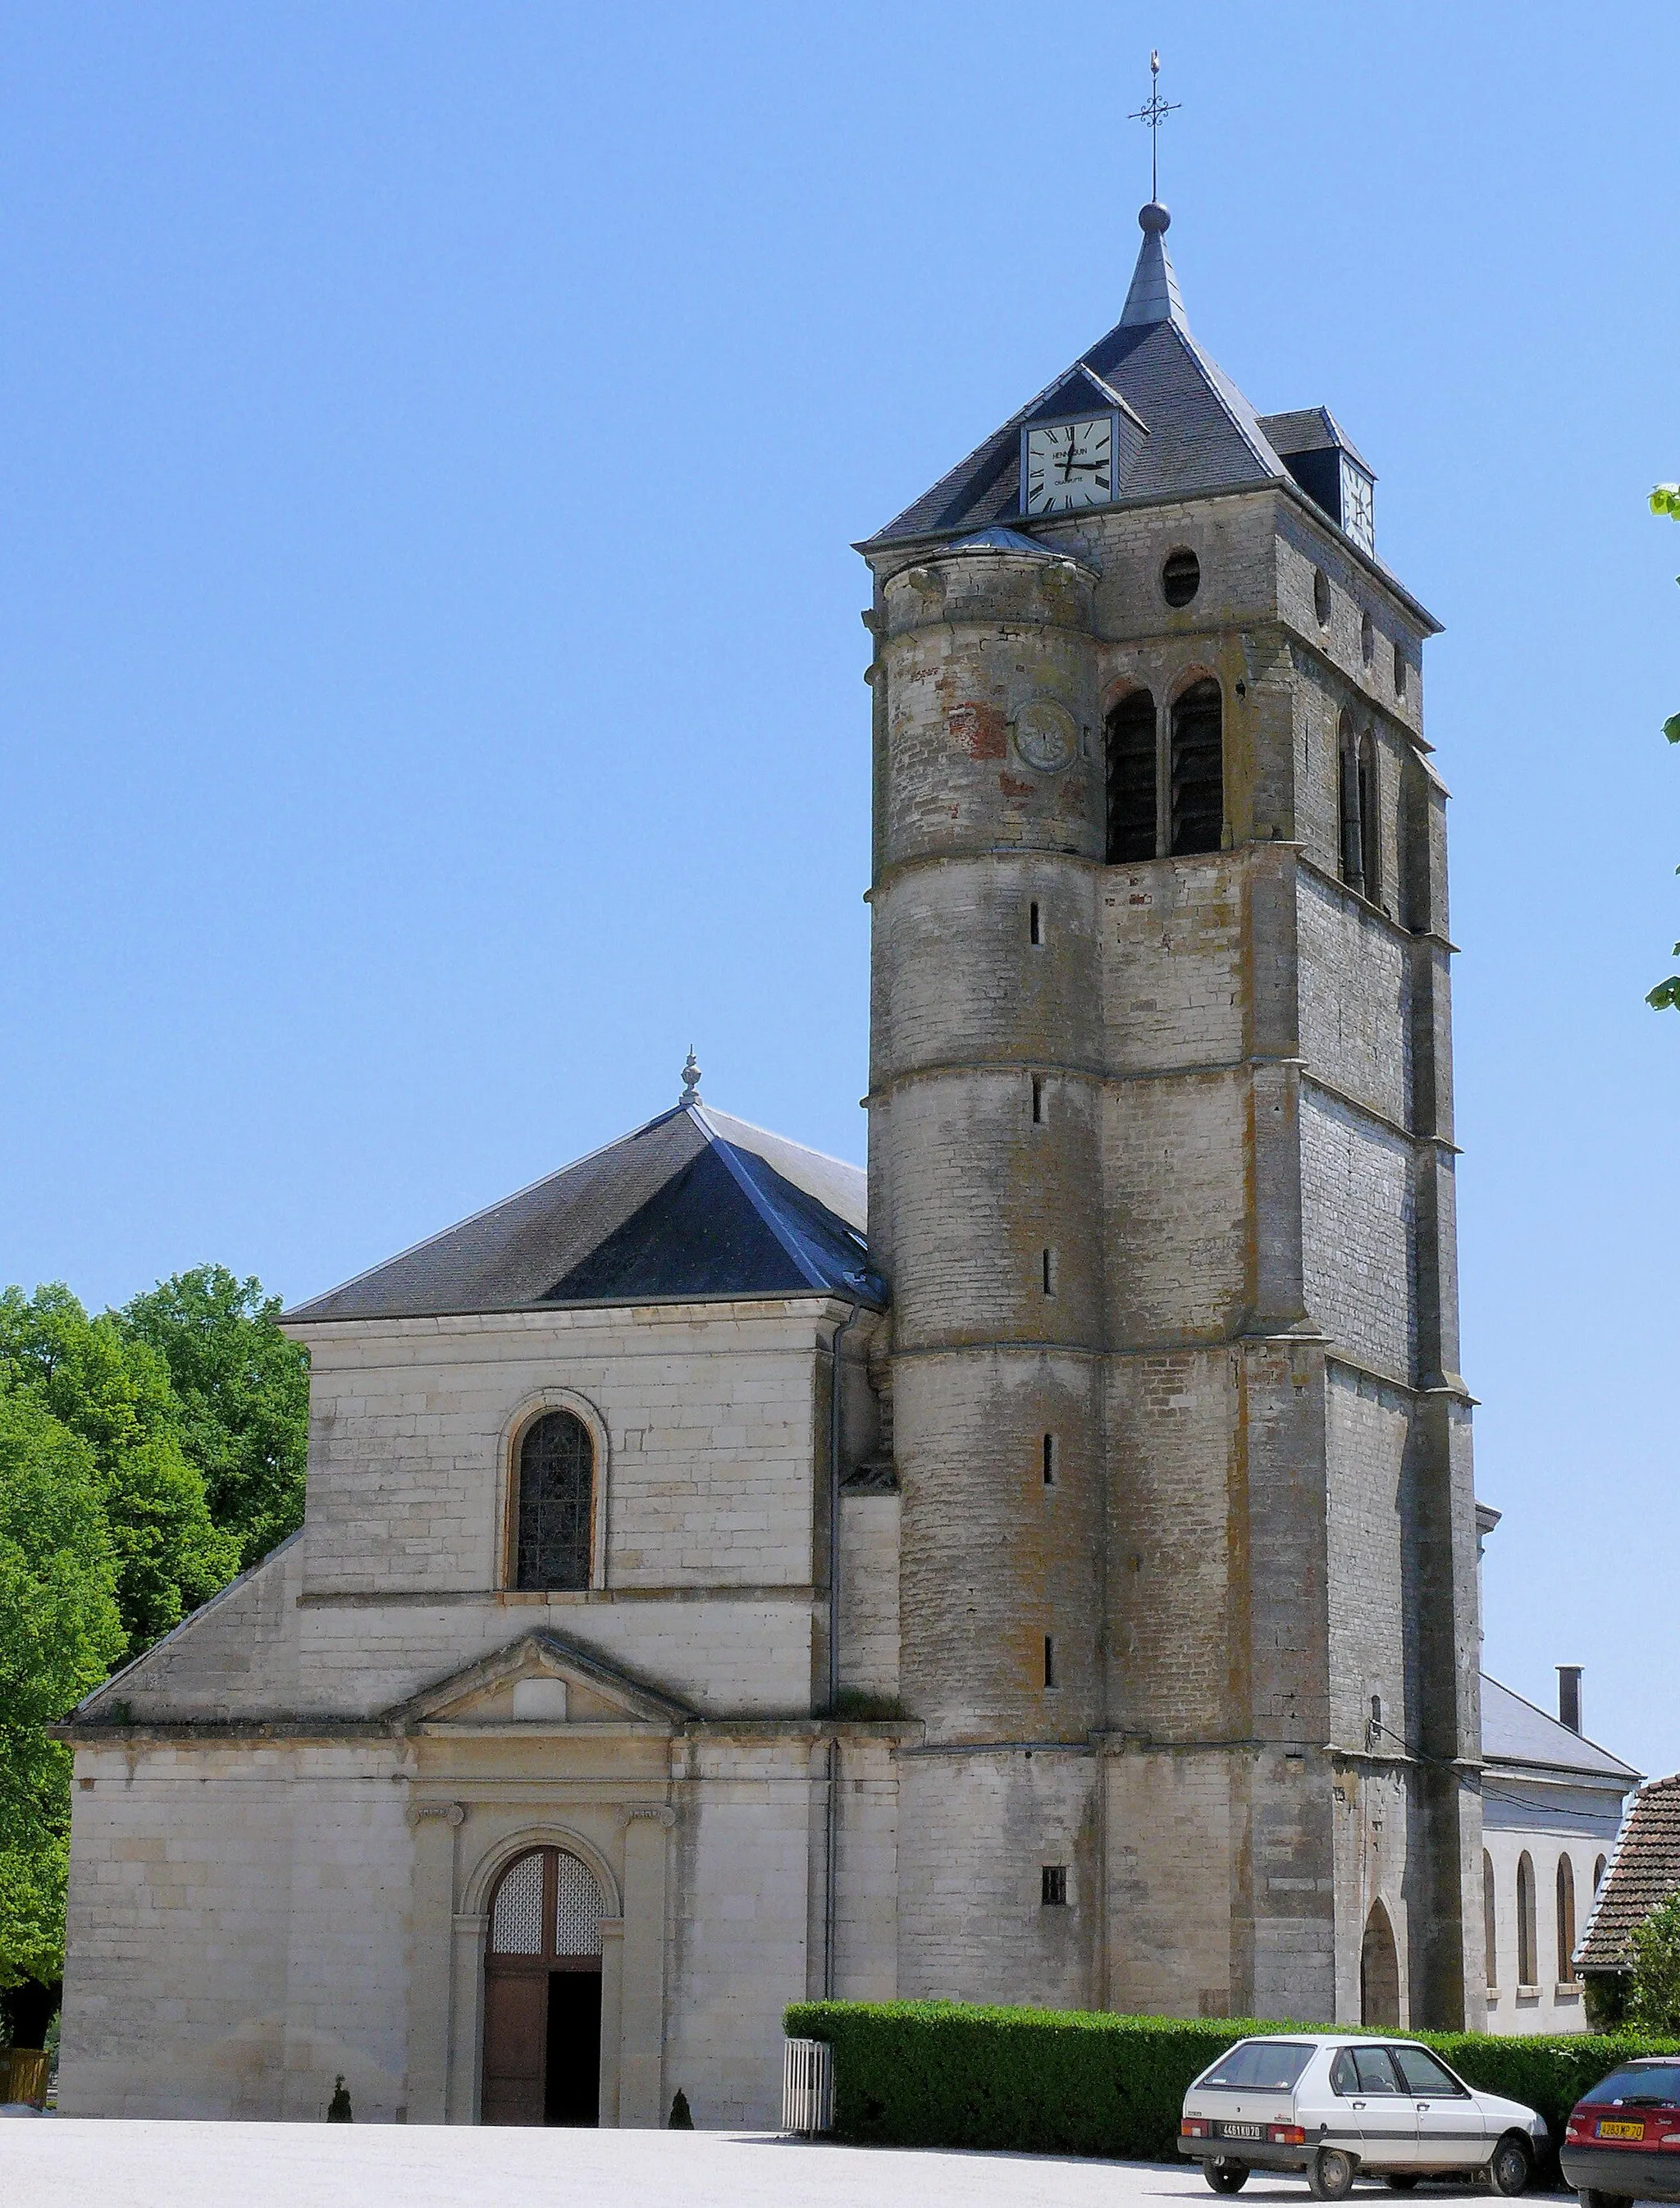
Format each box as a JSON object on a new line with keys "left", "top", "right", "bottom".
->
{"left": 1598, "top": 2121, "right": 1645, "bottom": 2140}
{"left": 1219, "top": 2123, "right": 1265, "bottom": 2141}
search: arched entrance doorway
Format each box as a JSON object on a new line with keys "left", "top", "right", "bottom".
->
{"left": 1361, "top": 1899, "right": 1401, "bottom": 2027}
{"left": 482, "top": 1846, "right": 604, "bottom": 2125}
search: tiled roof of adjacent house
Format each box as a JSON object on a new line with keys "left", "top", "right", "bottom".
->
{"left": 283, "top": 1103, "right": 881, "bottom": 1323}
{"left": 1577, "top": 1773, "right": 1680, "bottom": 1972}
{"left": 1481, "top": 1675, "right": 1642, "bottom": 1783}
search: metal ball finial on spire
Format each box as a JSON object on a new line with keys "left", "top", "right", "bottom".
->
{"left": 679, "top": 1048, "right": 701, "bottom": 1107}
{"left": 1129, "top": 48, "right": 1180, "bottom": 206}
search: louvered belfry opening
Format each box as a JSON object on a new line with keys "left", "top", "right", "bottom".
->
{"left": 515, "top": 1410, "right": 592, "bottom": 1591}
{"left": 1105, "top": 688, "right": 1157, "bottom": 862}
{"left": 1169, "top": 679, "right": 1223, "bottom": 856}
{"left": 1338, "top": 711, "right": 1366, "bottom": 894}
{"left": 482, "top": 1846, "right": 605, "bottom": 2128}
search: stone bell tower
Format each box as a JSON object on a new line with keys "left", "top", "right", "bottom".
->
{"left": 860, "top": 199, "right": 1484, "bottom": 2028}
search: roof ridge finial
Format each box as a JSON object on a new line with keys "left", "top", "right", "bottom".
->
{"left": 1129, "top": 48, "right": 1180, "bottom": 207}
{"left": 679, "top": 1047, "right": 701, "bottom": 1107}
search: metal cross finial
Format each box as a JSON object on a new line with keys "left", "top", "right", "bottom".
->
{"left": 1129, "top": 49, "right": 1180, "bottom": 203}
{"left": 679, "top": 1048, "right": 701, "bottom": 1106}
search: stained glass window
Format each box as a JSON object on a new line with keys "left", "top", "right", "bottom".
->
{"left": 490, "top": 1850, "right": 544, "bottom": 1955}
{"left": 555, "top": 1852, "right": 603, "bottom": 1958}
{"left": 515, "top": 1411, "right": 592, "bottom": 1592}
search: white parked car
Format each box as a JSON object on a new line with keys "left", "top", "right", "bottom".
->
{"left": 1179, "top": 2034, "right": 1547, "bottom": 2199}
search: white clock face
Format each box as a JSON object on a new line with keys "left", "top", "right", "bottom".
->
{"left": 1024, "top": 416, "right": 1114, "bottom": 514}
{"left": 1340, "top": 459, "right": 1374, "bottom": 553}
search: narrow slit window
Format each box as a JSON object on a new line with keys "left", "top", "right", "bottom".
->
{"left": 1361, "top": 610, "right": 1375, "bottom": 666}
{"left": 1041, "top": 1248, "right": 1056, "bottom": 1296}
{"left": 1031, "top": 1074, "right": 1045, "bottom": 1125}
{"left": 1169, "top": 679, "right": 1223, "bottom": 857}
{"left": 1393, "top": 641, "right": 1408, "bottom": 699}
{"left": 1043, "top": 1634, "right": 1057, "bottom": 1689}
{"left": 1042, "top": 1433, "right": 1056, "bottom": 1486}
{"left": 1041, "top": 1864, "right": 1068, "bottom": 1907}
{"left": 1029, "top": 899, "right": 1043, "bottom": 946}
{"left": 1105, "top": 689, "right": 1157, "bottom": 863}
{"left": 1483, "top": 1853, "right": 1498, "bottom": 1991}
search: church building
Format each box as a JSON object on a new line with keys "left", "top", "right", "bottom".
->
{"left": 55, "top": 194, "right": 1485, "bottom": 2128}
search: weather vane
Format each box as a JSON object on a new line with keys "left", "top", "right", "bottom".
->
{"left": 1129, "top": 50, "right": 1180, "bottom": 203}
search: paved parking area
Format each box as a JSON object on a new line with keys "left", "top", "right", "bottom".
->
{"left": 0, "top": 2120, "right": 1544, "bottom": 2208}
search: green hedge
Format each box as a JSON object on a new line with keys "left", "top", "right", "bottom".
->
{"left": 784, "top": 2000, "right": 1680, "bottom": 2175}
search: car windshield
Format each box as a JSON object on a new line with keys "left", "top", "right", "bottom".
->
{"left": 1582, "top": 2065, "right": 1680, "bottom": 2107}
{"left": 1198, "top": 2042, "right": 1315, "bottom": 2091}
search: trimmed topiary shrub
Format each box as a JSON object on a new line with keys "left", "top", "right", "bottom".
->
{"left": 784, "top": 2000, "right": 1680, "bottom": 2174}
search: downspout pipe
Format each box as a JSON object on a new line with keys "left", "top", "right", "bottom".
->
{"left": 824, "top": 1300, "right": 862, "bottom": 2001}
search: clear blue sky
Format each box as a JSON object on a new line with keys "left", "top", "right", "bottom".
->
{"left": 2, "top": 4, "right": 1676, "bottom": 1774}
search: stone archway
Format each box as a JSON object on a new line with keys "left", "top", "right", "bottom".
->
{"left": 1361, "top": 1899, "right": 1401, "bottom": 2027}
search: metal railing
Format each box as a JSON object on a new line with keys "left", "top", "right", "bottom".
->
{"left": 781, "top": 2036, "right": 833, "bottom": 2135}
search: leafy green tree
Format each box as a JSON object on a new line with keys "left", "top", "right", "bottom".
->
{"left": 0, "top": 1385, "right": 126, "bottom": 1990}
{"left": 118, "top": 1266, "right": 308, "bottom": 1570}
{"left": 0, "top": 1285, "right": 239, "bottom": 1656}
{"left": 1648, "top": 483, "right": 1680, "bottom": 1010}
{"left": 1628, "top": 1893, "right": 1680, "bottom": 2034}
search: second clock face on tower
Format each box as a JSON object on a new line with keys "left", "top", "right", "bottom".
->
{"left": 1023, "top": 416, "right": 1115, "bottom": 514}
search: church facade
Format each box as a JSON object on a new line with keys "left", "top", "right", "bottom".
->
{"left": 56, "top": 200, "right": 1484, "bottom": 2128}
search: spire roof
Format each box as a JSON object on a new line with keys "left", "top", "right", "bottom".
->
{"left": 1119, "top": 200, "right": 1188, "bottom": 330}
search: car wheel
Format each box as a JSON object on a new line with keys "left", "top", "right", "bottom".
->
{"left": 1386, "top": 2180, "right": 1419, "bottom": 2192}
{"left": 1487, "top": 2136, "right": 1532, "bottom": 2197}
{"left": 1308, "top": 2147, "right": 1356, "bottom": 2201}
{"left": 1203, "top": 2161, "right": 1250, "bottom": 2193}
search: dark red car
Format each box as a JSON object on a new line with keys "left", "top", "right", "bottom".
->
{"left": 1562, "top": 2056, "right": 1680, "bottom": 2206}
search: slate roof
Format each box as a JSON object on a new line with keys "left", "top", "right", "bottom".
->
{"left": 1578, "top": 1772, "right": 1680, "bottom": 1972}
{"left": 857, "top": 201, "right": 1439, "bottom": 636}
{"left": 861, "top": 201, "right": 1291, "bottom": 550}
{"left": 1481, "top": 1675, "right": 1642, "bottom": 1784}
{"left": 284, "top": 1104, "right": 882, "bottom": 1323}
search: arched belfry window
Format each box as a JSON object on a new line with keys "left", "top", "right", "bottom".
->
{"left": 1106, "top": 688, "right": 1157, "bottom": 862}
{"left": 1170, "top": 679, "right": 1223, "bottom": 856}
{"left": 514, "top": 1410, "right": 594, "bottom": 1591}
{"left": 1338, "top": 711, "right": 1366, "bottom": 895}
{"left": 1358, "top": 732, "right": 1380, "bottom": 903}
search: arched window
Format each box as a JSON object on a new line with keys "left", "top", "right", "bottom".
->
{"left": 1594, "top": 1853, "right": 1608, "bottom": 1893}
{"left": 1338, "top": 711, "right": 1365, "bottom": 895}
{"left": 1358, "top": 734, "right": 1380, "bottom": 903}
{"left": 1557, "top": 1855, "right": 1577, "bottom": 1984}
{"left": 1516, "top": 1851, "right": 1537, "bottom": 1987}
{"left": 514, "top": 1410, "right": 594, "bottom": 1592}
{"left": 1170, "top": 679, "right": 1223, "bottom": 857}
{"left": 1106, "top": 689, "right": 1157, "bottom": 862}
{"left": 1483, "top": 1853, "right": 1498, "bottom": 1990}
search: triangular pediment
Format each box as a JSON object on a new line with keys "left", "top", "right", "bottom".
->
{"left": 385, "top": 1630, "right": 696, "bottom": 1733}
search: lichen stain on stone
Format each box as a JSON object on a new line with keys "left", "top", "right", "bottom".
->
{"left": 949, "top": 702, "right": 1007, "bottom": 760}
{"left": 998, "top": 774, "right": 1032, "bottom": 798}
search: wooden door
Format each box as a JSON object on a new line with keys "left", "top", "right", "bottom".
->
{"left": 481, "top": 1845, "right": 605, "bottom": 2126}
{"left": 481, "top": 1967, "right": 546, "bottom": 2125}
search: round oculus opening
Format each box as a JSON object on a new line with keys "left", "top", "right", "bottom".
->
{"left": 1161, "top": 547, "right": 1200, "bottom": 607}
{"left": 1313, "top": 568, "right": 1332, "bottom": 627}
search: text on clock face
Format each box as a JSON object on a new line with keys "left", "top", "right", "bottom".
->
{"left": 1024, "top": 416, "right": 1115, "bottom": 513}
